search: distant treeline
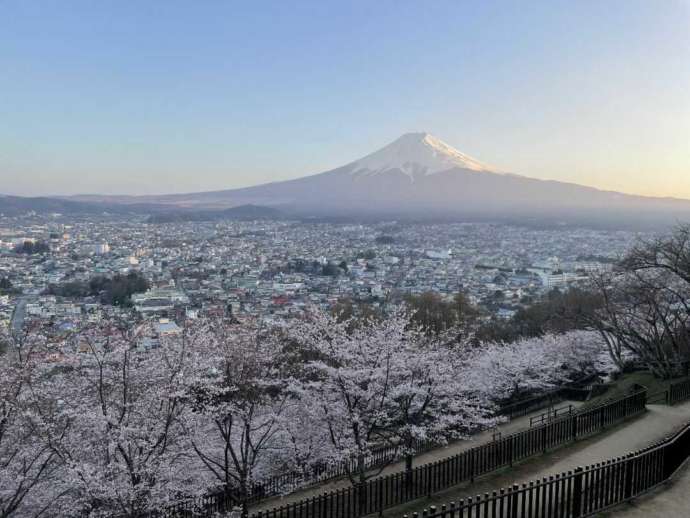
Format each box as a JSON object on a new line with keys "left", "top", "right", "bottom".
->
{"left": 46, "top": 272, "right": 149, "bottom": 307}
{"left": 14, "top": 240, "right": 50, "bottom": 255}
{"left": 335, "top": 287, "right": 601, "bottom": 344}
{"left": 402, "top": 289, "right": 596, "bottom": 342}
{"left": 475, "top": 287, "right": 601, "bottom": 343}
{"left": 0, "top": 277, "right": 21, "bottom": 295}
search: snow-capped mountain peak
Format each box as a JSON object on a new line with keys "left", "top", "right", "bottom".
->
{"left": 349, "top": 132, "right": 495, "bottom": 178}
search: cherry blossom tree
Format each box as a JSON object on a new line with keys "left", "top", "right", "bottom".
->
{"left": 386, "top": 332, "right": 496, "bottom": 475}
{"left": 468, "top": 330, "right": 616, "bottom": 403}
{"left": 45, "top": 320, "right": 196, "bottom": 517}
{"left": 468, "top": 337, "right": 558, "bottom": 402}
{"left": 286, "top": 309, "right": 496, "bottom": 493}
{"left": 182, "top": 318, "right": 293, "bottom": 517}
{"left": 278, "top": 393, "right": 335, "bottom": 488}
{"left": 0, "top": 325, "right": 70, "bottom": 518}
{"left": 546, "top": 329, "right": 620, "bottom": 378}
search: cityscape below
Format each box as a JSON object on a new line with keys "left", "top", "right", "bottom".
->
{"left": 0, "top": 214, "right": 641, "bottom": 333}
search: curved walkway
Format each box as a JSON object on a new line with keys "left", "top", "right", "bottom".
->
{"left": 383, "top": 401, "right": 690, "bottom": 517}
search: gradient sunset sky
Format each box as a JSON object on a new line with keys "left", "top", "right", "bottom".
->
{"left": 1, "top": 1, "right": 688, "bottom": 198}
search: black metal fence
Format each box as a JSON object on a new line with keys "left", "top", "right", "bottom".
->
{"left": 634, "top": 377, "right": 690, "bottom": 406}
{"left": 247, "top": 391, "right": 647, "bottom": 518}
{"left": 669, "top": 378, "right": 690, "bottom": 405}
{"left": 497, "top": 391, "right": 566, "bottom": 421}
{"left": 529, "top": 404, "right": 574, "bottom": 428}
{"left": 497, "top": 383, "right": 593, "bottom": 422}
{"left": 240, "top": 436, "right": 435, "bottom": 505}
{"left": 406, "top": 415, "right": 690, "bottom": 517}
{"left": 203, "top": 384, "right": 593, "bottom": 508}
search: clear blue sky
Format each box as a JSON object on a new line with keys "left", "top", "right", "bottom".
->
{"left": 1, "top": 0, "right": 689, "bottom": 198}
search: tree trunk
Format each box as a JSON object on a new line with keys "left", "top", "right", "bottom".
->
{"left": 239, "top": 475, "right": 249, "bottom": 518}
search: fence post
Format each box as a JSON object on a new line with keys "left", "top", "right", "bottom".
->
{"left": 623, "top": 453, "right": 635, "bottom": 500}
{"left": 427, "top": 464, "right": 432, "bottom": 497}
{"left": 508, "top": 435, "right": 513, "bottom": 467}
{"left": 511, "top": 484, "right": 519, "bottom": 517}
{"left": 663, "top": 437, "right": 675, "bottom": 479}
{"left": 571, "top": 467, "right": 583, "bottom": 518}
{"left": 571, "top": 412, "right": 577, "bottom": 441}
{"left": 625, "top": 393, "right": 629, "bottom": 415}
{"left": 378, "top": 477, "right": 384, "bottom": 517}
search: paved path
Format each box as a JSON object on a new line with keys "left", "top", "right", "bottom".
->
{"left": 603, "top": 453, "right": 690, "bottom": 517}
{"left": 250, "top": 402, "right": 583, "bottom": 514}
{"left": 383, "top": 401, "right": 690, "bottom": 517}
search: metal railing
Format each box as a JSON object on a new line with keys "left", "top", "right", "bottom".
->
{"left": 408, "top": 415, "right": 690, "bottom": 518}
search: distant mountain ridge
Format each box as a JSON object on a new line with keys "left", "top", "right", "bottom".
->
{"left": 4, "top": 132, "right": 690, "bottom": 228}
{"left": 0, "top": 194, "right": 175, "bottom": 217}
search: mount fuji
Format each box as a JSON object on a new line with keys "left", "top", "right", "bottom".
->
{"left": 119, "top": 132, "right": 686, "bottom": 224}
{"left": 48, "top": 132, "right": 690, "bottom": 227}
